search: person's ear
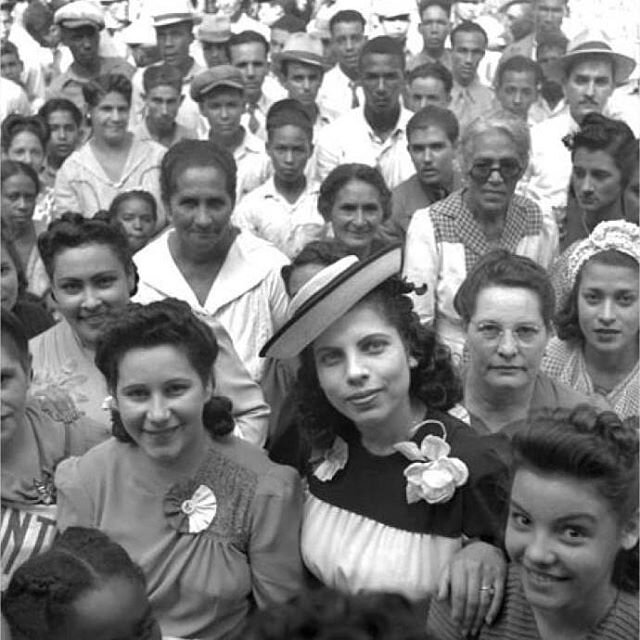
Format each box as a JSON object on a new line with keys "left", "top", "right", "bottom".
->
{"left": 620, "top": 510, "right": 639, "bottom": 551}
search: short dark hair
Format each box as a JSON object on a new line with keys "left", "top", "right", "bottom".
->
{"left": 407, "top": 61, "right": 453, "bottom": 94}
{"left": 83, "top": 73, "right": 132, "bottom": 108}
{"left": 266, "top": 98, "right": 313, "bottom": 141}
{"left": 280, "top": 240, "right": 347, "bottom": 295}
{"left": 555, "top": 249, "right": 639, "bottom": 342}
{"left": 1, "top": 158, "right": 40, "bottom": 194}
{"left": 329, "top": 9, "right": 365, "bottom": 34}
{"left": 2, "top": 527, "right": 150, "bottom": 640}
{"left": 1, "top": 310, "right": 30, "bottom": 372}
{"left": 453, "top": 249, "right": 555, "bottom": 329}
{"left": 535, "top": 28, "right": 568, "bottom": 57}
{"left": 359, "top": 35, "right": 405, "bottom": 72}
{"left": 142, "top": 63, "right": 183, "bottom": 94}
{"left": 270, "top": 14, "right": 306, "bottom": 33}
{"left": 513, "top": 405, "right": 639, "bottom": 593}
{"left": 418, "top": 0, "right": 452, "bottom": 18}
{"left": 38, "top": 212, "right": 135, "bottom": 283}
{"left": 1, "top": 39, "right": 20, "bottom": 58}
{"left": 495, "top": 54, "right": 543, "bottom": 88}
{"left": 38, "top": 97, "right": 83, "bottom": 127}
{"left": 407, "top": 105, "right": 459, "bottom": 143}
{"left": 95, "top": 299, "right": 235, "bottom": 441}
{"left": 318, "top": 163, "right": 392, "bottom": 222}
{"left": 23, "top": 0, "right": 54, "bottom": 42}
{"left": 227, "top": 30, "right": 269, "bottom": 59}
{"left": 160, "top": 139, "right": 237, "bottom": 205}
{"left": 564, "top": 113, "right": 637, "bottom": 189}
{"left": 108, "top": 189, "right": 158, "bottom": 222}
{"left": 1, "top": 114, "right": 49, "bottom": 153}
{"left": 450, "top": 20, "right": 488, "bottom": 49}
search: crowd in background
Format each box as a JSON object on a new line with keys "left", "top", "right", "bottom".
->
{"left": 0, "top": 0, "right": 639, "bottom": 638}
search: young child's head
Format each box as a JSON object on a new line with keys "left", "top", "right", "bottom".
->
{"left": 107, "top": 190, "right": 157, "bottom": 252}
{"left": 142, "top": 64, "right": 184, "bottom": 135}
{"left": 266, "top": 99, "right": 313, "bottom": 187}
{"left": 2, "top": 526, "right": 161, "bottom": 640}
{"left": 0, "top": 39, "right": 23, "bottom": 85}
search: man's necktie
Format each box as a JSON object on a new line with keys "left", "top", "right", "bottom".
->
{"left": 349, "top": 81, "right": 360, "bottom": 109}
{"left": 247, "top": 103, "right": 260, "bottom": 134}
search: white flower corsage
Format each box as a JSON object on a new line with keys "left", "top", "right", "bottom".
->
{"left": 313, "top": 436, "right": 348, "bottom": 482}
{"left": 164, "top": 482, "right": 218, "bottom": 534}
{"left": 393, "top": 420, "right": 469, "bottom": 505}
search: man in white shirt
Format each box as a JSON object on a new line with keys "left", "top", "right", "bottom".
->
{"left": 525, "top": 29, "right": 637, "bottom": 217}
{"left": 316, "top": 9, "right": 366, "bottom": 118}
{"left": 315, "top": 36, "right": 415, "bottom": 189}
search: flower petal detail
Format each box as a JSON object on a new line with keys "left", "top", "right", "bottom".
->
{"left": 185, "top": 485, "right": 217, "bottom": 533}
{"left": 314, "top": 436, "right": 349, "bottom": 482}
{"left": 164, "top": 482, "right": 217, "bottom": 534}
{"left": 393, "top": 441, "right": 425, "bottom": 461}
{"left": 420, "top": 434, "right": 451, "bottom": 460}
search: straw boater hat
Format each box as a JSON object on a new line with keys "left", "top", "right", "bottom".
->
{"left": 274, "top": 32, "right": 329, "bottom": 71}
{"left": 551, "top": 28, "right": 636, "bottom": 85}
{"left": 261, "top": 245, "right": 403, "bottom": 359}
{"left": 152, "top": 0, "right": 201, "bottom": 28}
{"left": 197, "top": 14, "right": 232, "bottom": 43}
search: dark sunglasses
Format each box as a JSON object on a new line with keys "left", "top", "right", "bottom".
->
{"left": 469, "top": 158, "right": 522, "bottom": 182}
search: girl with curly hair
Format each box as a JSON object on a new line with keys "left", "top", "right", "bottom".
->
{"left": 55, "top": 299, "right": 304, "bottom": 639}
{"left": 262, "top": 245, "right": 510, "bottom": 637}
{"left": 429, "top": 405, "right": 639, "bottom": 639}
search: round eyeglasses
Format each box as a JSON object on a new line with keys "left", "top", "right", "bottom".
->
{"left": 469, "top": 158, "right": 522, "bottom": 182}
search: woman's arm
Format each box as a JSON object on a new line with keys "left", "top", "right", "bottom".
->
{"left": 249, "top": 466, "right": 305, "bottom": 607}
{"left": 54, "top": 457, "right": 95, "bottom": 530}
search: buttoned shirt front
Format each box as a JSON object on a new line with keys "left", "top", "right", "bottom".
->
{"left": 449, "top": 77, "right": 495, "bottom": 133}
{"left": 230, "top": 127, "right": 273, "bottom": 202}
{"left": 314, "top": 105, "right": 415, "bottom": 189}
{"left": 232, "top": 177, "right": 323, "bottom": 258}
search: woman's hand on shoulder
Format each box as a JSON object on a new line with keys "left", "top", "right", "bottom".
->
{"left": 436, "top": 540, "right": 507, "bottom": 637}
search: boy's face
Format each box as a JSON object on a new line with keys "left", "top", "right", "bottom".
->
{"left": 1, "top": 51, "right": 22, "bottom": 84}
{"left": 406, "top": 75, "right": 450, "bottom": 111}
{"left": 145, "top": 84, "right": 183, "bottom": 132}
{"left": 283, "top": 61, "right": 323, "bottom": 106}
{"left": 199, "top": 87, "right": 244, "bottom": 136}
{"left": 202, "top": 41, "right": 229, "bottom": 68}
{"left": 47, "top": 109, "right": 81, "bottom": 160}
{"left": 496, "top": 69, "right": 538, "bottom": 119}
{"left": 267, "top": 124, "right": 312, "bottom": 184}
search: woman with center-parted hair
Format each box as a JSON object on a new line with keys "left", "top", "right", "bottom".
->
{"left": 403, "top": 110, "right": 558, "bottom": 362}
{"left": 52, "top": 73, "right": 166, "bottom": 228}
{"left": 54, "top": 299, "right": 304, "bottom": 640}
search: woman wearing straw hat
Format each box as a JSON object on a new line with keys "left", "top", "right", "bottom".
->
{"left": 262, "top": 245, "right": 510, "bottom": 637}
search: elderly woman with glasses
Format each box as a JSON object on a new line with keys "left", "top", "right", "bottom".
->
{"left": 403, "top": 111, "right": 558, "bottom": 362}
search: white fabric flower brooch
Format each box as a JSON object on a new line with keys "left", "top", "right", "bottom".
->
{"left": 164, "top": 481, "right": 218, "bottom": 534}
{"left": 393, "top": 420, "right": 469, "bottom": 505}
{"left": 313, "top": 436, "right": 349, "bottom": 482}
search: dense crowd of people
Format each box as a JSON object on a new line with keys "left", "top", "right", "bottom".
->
{"left": 0, "top": 0, "right": 638, "bottom": 638}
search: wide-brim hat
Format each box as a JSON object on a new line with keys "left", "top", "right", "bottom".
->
{"left": 551, "top": 28, "right": 636, "bottom": 85}
{"left": 197, "top": 14, "right": 231, "bottom": 43}
{"left": 274, "top": 32, "right": 329, "bottom": 70}
{"left": 261, "top": 245, "right": 403, "bottom": 359}
{"left": 152, "top": 0, "right": 201, "bottom": 28}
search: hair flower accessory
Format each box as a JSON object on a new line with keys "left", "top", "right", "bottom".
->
{"left": 394, "top": 420, "right": 469, "bottom": 505}
{"left": 164, "top": 481, "right": 217, "bottom": 534}
{"left": 313, "top": 436, "right": 348, "bottom": 482}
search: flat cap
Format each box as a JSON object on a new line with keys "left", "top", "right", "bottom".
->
{"left": 54, "top": 0, "right": 105, "bottom": 29}
{"left": 190, "top": 65, "right": 244, "bottom": 101}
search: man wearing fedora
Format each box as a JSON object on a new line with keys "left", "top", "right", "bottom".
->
{"left": 197, "top": 13, "right": 231, "bottom": 68}
{"left": 315, "top": 36, "right": 415, "bottom": 189}
{"left": 46, "top": 0, "right": 133, "bottom": 111}
{"left": 525, "top": 29, "right": 638, "bottom": 218}
{"left": 129, "top": 0, "right": 205, "bottom": 134}
{"left": 275, "top": 32, "right": 335, "bottom": 138}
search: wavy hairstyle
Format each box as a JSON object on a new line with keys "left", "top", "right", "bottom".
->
{"left": 512, "top": 405, "right": 639, "bottom": 593}
{"left": 2, "top": 527, "right": 153, "bottom": 640}
{"left": 0, "top": 114, "right": 50, "bottom": 153}
{"left": 94, "top": 298, "right": 234, "bottom": 441}
{"left": 82, "top": 73, "right": 132, "bottom": 109}
{"left": 555, "top": 249, "right": 639, "bottom": 342}
{"left": 295, "top": 277, "right": 462, "bottom": 451}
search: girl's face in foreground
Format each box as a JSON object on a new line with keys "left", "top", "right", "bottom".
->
{"left": 115, "top": 196, "right": 157, "bottom": 252}
{"left": 506, "top": 467, "right": 638, "bottom": 618}
{"left": 59, "top": 576, "right": 161, "bottom": 640}
{"left": 114, "top": 344, "right": 211, "bottom": 465}
{"left": 313, "top": 301, "right": 413, "bottom": 432}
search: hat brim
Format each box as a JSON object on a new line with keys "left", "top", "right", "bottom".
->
{"left": 198, "top": 33, "right": 231, "bottom": 43}
{"left": 154, "top": 14, "right": 202, "bottom": 28}
{"left": 552, "top": 49, "right": 636, "bottom": 85}
{"left": 191, "top": 80, "right": 244, "bottom": 100}
{"left": 261, "top": 245, "right": 403, "bottom": 359}
{"left": 59, "top": 19, "right": 104, "bottom": 30}
{"left": 275, "top": 50, "right": 329, "bottom": 70}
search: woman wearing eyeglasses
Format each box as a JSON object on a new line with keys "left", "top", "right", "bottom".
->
{"left": 453, "top": 250, "right": 603, "bottom": 439}
{"left": 403, "top": 111, "right": 558, "bottom": 362}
